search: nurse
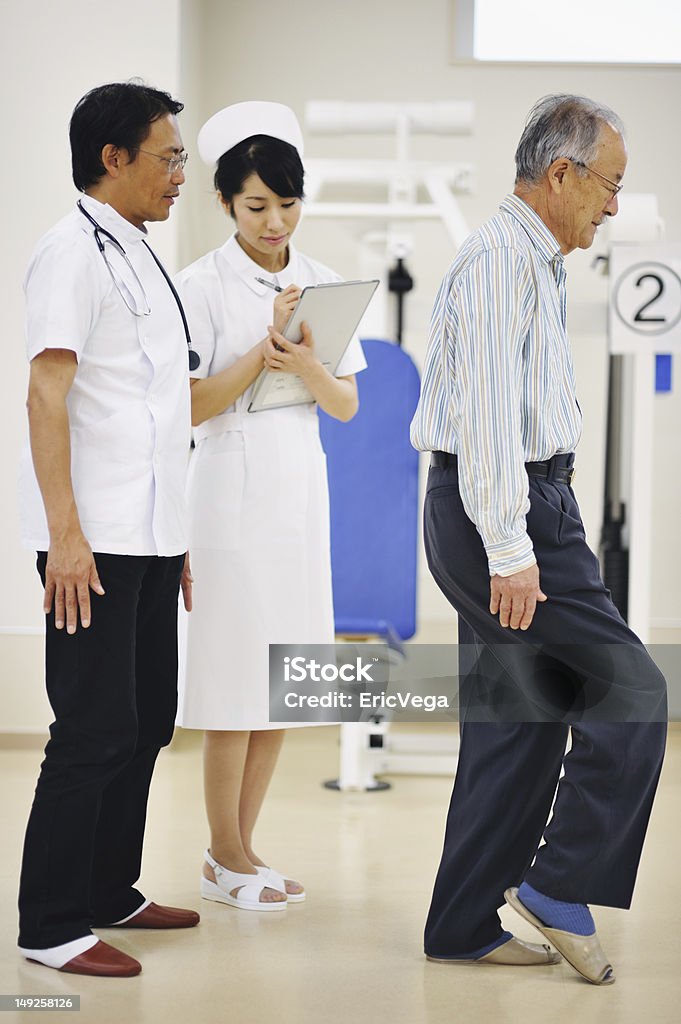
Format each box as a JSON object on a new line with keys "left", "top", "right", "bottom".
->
{"left": 176, "top": 102, "right": 366, "bottom": 911}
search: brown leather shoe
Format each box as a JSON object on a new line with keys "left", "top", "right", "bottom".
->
{"left": 111, "top": 902, "right": 200, "bottom": 929}
{"left": 56, "top": 940, "right": 141, "bottom": 977}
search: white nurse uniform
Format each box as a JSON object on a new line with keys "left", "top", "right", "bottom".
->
{"left": 175, "top": 235, "right": 366, "bottom": 729}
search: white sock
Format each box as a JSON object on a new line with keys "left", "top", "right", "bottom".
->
{"left": 107, "top": 898, "right": 151, "bottom": 925}
{"left": 19, "top": 935, "right": 99, "bottom": 969}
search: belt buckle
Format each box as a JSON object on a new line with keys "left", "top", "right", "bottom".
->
{"left": 568, "top": 467, "right": 576, "bottom": 486}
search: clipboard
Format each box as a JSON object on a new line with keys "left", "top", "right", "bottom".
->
{"left": 248, "top": 278, "right": 379, "bottom": 413}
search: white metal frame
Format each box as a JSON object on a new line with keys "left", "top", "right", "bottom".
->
{"left": 602, "top": 198, "right": 666, "bottom": 641}
{"left": 303, "top": 102, "right": 473, "bottom": 787}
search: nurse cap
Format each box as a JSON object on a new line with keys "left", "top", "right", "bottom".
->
{"left": 198, "top": 101, "right": 304, "bottom": 167}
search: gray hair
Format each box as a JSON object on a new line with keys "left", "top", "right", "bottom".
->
{"left": 514, "top": 94, "right": 625, "bottom": 185}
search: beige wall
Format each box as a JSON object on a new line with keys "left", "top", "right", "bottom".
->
{"left": 1, "top": 0, "right": 679, "bottom": 728}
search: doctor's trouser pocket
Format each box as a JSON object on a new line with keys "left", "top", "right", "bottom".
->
{"left": 187, "top": 443, "right": 245, "bottom": 551}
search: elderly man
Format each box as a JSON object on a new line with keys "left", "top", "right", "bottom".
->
{"left": 411, "top": 95, "right": 666, "bottom": 985}
{"left": 17, "top": 82, "right": 197, "bottom": 978}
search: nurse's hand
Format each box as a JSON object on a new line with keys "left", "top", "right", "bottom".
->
{"left": 273, "top": 285, "right": 302, "bottom": 334}
{"left": 44, "top": 530, "right": 105, "bottom": 634}
{"left": 264, "top": 322, "right": 317, "bottom": 377}
{"left": 181, "top": 552, "right": 193, "bottom": 613}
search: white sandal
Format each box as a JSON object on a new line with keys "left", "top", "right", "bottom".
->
{"left": 201, "top": 850, "right": 287, "bottom": 912}
{"left": 257, "top": 866, "right": 306, "bottom": 903}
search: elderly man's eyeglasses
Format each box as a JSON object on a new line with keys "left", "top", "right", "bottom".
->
{"left": 571, "top": 159, "right": 622, "bottom": 197}
{"left": 137, "top": 149, "right": 189, "bottom": 175}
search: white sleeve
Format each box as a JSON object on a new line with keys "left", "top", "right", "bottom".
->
{"left": 335, "top": 334, "right": 367, "bottom": 376}
{"left": 453, "top": 247, "right": 536, "bottom": 577}
{"left": 24, "top": 237, "right": 102, "bottom": 362}
{"left": 174, "top": 266, "right": 219, "bottom": 380}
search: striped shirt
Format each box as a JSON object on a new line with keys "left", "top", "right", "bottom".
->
{"left": 410, "top": 193, "right": 582, "bottom": 577}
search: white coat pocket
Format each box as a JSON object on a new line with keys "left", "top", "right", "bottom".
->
{"left": 187, "top": 437, "right": 245, "bottom": 551}
{"left": 71, "top": 408, "right": 154, "bottom": 527}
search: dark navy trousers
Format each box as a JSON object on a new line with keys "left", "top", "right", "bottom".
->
{"left": 18, "top": 552, "right": 184, "bottom": 949}
{"left": 422, "top": 457, "right": 667, "bottom": 958}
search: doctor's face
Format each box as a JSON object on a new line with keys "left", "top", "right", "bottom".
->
{"left": 228, "top": 173, "right": 302, "bottom": 270}
{"left": 115, "top": 114, "right": 186, "bottom": 228}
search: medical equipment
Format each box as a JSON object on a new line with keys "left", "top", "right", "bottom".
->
{"left": 77, "top": 201, "right": 200, "bottom": 371}
{"left": 303, "top": 100, "right": 474, "bottom": 342}
{"left": 597, "top": 194, "right": 670, "bottom": 641}
{"left": 320, "top": 340, "right": 458, "bottom": 788}
{"left": 387, "top": 256, "right": 414, "bottom": 346}
{"left": 302, "top": 101, "right": 474, "bottom": 786}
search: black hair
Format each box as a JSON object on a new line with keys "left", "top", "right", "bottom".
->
{"left": 214, "top": 135, "right": 304, "bottom": 207}
{"left": 69, "top": 81, "right": 184, "bottom": 191}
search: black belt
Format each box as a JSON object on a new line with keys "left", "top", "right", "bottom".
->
{"left": 431, "top": 451, "right": 575, "bottom": 485}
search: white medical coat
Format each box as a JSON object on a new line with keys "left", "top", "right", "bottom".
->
{"left": 19, "top": 195, "right": 191, "bottom": 556}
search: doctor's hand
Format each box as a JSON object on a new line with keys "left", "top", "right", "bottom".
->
{"left": 489, "top": 564, "right": 547, "bottom": 631}
{"left": 273, "top": 285, "right": 302, "bottom": 334}
{"left": 181, "top": 551, "right": 193, "bottom": 613}
{"left": 264, "top": 322, "right": 318, "bottom": 377}
{"left": 44, "top": 529, "right": 105, "bottom": 634}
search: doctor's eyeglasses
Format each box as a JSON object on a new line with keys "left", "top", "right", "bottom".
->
{"left": 137, "top": 148, "right": 189, "bottom": 175}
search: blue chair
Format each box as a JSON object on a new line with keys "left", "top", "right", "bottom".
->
{"left": 319, "top": 339, "right": 421, "bottom": 643}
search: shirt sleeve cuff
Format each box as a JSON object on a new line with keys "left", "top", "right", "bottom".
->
{"left": 484, "top": 534, "right": 536, "bottom": 577}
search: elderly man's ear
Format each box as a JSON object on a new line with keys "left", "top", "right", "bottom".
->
{"left": 547, "top": 158, "right": 571, "bottom": 192}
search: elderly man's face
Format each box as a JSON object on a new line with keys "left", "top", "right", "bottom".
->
{"left": 554, "top": 125, "right": 627, "bottom": 254}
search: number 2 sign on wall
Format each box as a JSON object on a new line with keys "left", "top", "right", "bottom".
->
{"left": 610, "top": 245, "right": 681, "bottom": 354}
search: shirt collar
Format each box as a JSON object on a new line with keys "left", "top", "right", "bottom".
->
{"left": 499, "top": 194, "right": 562, "bottom": 266}
{"left": 219, "top": 233, "right": 300, "bottom": 295}
{"left": 77, "top": 194, "right": 148, "bottom": 247}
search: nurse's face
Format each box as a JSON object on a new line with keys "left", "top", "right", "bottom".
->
{"left": 228, "top": 173, "right": 302, "bottom": 271}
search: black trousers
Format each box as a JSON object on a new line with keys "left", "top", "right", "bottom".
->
{"left": 18, "top": 552, "right": 185, "bottom": 949}
{"left": 422, "top": 458, "right": 667, "bottom": 958}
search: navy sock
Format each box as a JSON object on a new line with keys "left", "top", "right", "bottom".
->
{"left": 518, "top": 882, "right": 595, "bottom": 936}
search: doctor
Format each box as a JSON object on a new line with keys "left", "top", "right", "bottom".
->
{"left": 175, "top": 101, "right": 366, "bottom": 910}
{"left": 17, "top": 81, "right": 197, "bottom": 978}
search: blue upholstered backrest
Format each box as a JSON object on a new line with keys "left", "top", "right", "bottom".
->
{"left": 319, "top": 339, "right": 421, "bottom": 641}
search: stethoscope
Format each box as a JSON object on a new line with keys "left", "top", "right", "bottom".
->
{"left": 77, "top": 200, "right": 200, "bottom": 371}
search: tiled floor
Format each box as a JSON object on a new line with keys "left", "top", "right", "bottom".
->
{"left": 1, "top": 724, "right": 679, "bottom": 1023}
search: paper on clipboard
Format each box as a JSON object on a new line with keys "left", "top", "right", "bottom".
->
{"left": 248, "top": 278, "right": 378, "bottom": 412}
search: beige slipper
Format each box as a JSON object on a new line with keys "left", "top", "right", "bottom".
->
{"left": 504, "top": 887, "right": 615, "bottom": 985}
{"left": 427, "top": 935, "right": 561, "bottom": 966}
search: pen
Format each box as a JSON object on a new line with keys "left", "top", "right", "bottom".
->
{"left": 255, "top": 276, "right": 283, "bottom": 293}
